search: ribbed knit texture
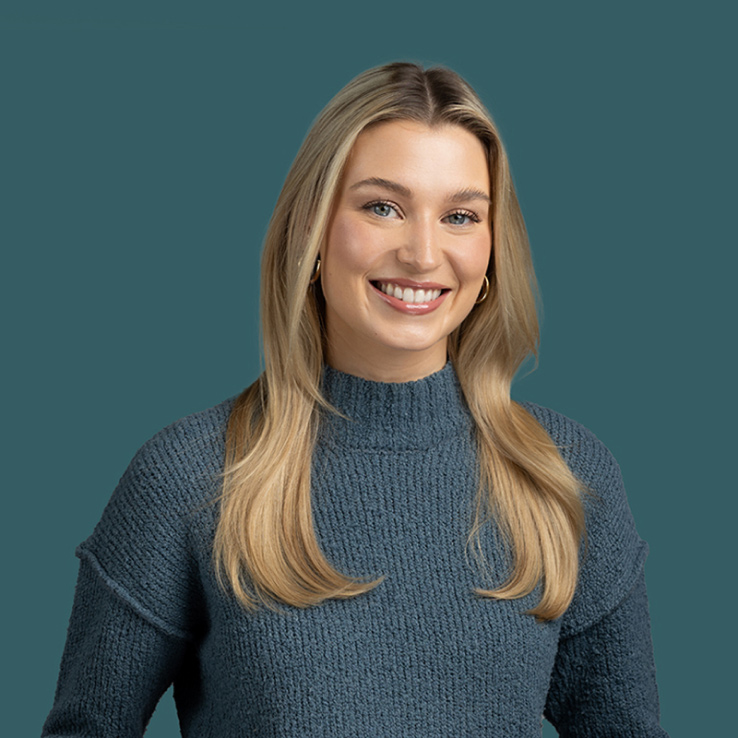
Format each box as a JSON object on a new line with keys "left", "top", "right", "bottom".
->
{"left": 42, "top": 364, "right": 668, "bottom": 737}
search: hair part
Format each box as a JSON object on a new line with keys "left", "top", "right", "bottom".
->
{"left": 214, "top": 62, "right": 585, "bottom": 621}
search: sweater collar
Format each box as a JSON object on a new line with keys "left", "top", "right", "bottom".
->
{"left": 319, "top": 362, "right": 473, "bottom": 451}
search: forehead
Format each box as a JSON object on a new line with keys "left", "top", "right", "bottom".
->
{"left": 341, "top": 120, "right": 490, "bottom": 194}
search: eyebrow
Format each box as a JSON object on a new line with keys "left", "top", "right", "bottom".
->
{"left": 349, "top": 177, "right": 491, "bottom": 205}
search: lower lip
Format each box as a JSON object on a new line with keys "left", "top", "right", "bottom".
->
{"left": 369, "top": 282, "right": 450, "bottom": 315}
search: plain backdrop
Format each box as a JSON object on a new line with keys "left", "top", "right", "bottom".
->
{"left": 2, "top": 2, "right": 734, "bottom": 736}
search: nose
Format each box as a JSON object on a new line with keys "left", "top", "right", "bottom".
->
{"left": 396, "top": 217, "right": 443, "bottom": 273}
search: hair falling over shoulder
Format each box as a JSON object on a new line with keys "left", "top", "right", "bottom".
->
{"left": 213, "top": 62, "right": 585, "bottom": 622}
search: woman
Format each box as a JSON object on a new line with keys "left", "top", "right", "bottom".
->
{"left": 43, "top": 63, "right": 668, "bottom": 736}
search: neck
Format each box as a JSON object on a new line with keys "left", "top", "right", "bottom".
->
{"left": 324, "top": 341, "right": 448, "bottom": 384}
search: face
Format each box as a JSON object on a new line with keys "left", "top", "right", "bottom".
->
{"left": 320, "top": 120, "right": 492, "bottom": 382}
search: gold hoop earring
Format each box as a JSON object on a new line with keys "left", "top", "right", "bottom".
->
{"left": 475, "top": 275, "right": 489, "bottom": 304}
{"left": 309, "top": 258, "right": 322, "bottom": 285}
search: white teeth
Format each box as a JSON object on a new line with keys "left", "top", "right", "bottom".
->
{"left": 376, "top": 282, "right": 443, "bottom": 304}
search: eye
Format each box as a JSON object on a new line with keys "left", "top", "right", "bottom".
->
{"left": 445, "top": 210, "right": 481, "bottom": 226}
{"left": 363, "top": 200, "right": 401, "bottom": 218}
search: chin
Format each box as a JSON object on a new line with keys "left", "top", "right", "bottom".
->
{"left": 378, "top": 335, "right": 447, "bottom": 355}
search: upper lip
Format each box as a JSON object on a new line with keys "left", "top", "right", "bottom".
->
{"left": 370, "top": 277, "right": 450, "bottom": 290}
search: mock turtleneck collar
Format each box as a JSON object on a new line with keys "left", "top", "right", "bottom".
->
{"left": 319, "top": 362, "right": 473, "bottom": 451}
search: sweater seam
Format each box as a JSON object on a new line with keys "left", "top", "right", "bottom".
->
{"left": 76, "top": 545, "right": 195, "bottom": 642}
{"left": 559, "top": 539, "right": 650, "bottom": 640}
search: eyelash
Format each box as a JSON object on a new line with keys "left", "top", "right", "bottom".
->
{"left": 362, "top": 200, "right": 481, "bottom": 225}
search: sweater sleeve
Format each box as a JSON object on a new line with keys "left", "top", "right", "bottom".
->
{"left": 42, "top": 404, "right": 229, "bottom": 736}
{"left": 72, "top": 417, "right": 220, "bottom": 640}
{"left": 544, "top": 569, "right": 669, "bottom": 737}
{"left": 521, "top": 403, "right": 668, "bottom": 735}
{"left": 521, "top": 402, "right": 650, "bottom": 635}
{"left": 41, "top": 556, "right": 189, "bottom": 737}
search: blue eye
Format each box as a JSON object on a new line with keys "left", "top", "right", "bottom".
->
{"left": 370, "top": 202, "right": 396, "bottom": 217}
{"left": 363, "top": 200, "right": 400, "bottom": 218}
{"left": 445, "top": 210, "right": 480, "bottom": 226}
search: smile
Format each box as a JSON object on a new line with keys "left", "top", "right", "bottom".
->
{"left": 373, "top": 281, "right": 444, "bottom": 304}
{"left": 369, "top": 279, "right": 450, "bottom": 315}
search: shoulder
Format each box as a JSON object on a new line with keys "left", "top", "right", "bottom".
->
{"left": 518, "top": 401, "right": 650, "bottom": 635}
{"left": 94, "top": 393, "right": 238, "bottom": 537}
{"left": 127, "top": 395, "right": 237, "bottom": 487}
{"left": 518, "top": 401, "right": 623, "bottom": 489}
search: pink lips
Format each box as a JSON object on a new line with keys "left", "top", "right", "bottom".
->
{"left": 369, "top": 279, "right": 450, "bottom": 315}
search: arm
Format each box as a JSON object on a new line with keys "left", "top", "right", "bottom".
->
{"left": 519, "top": 404, "right": 668, "bottom": 735}
{"left": 41, "top": 403, "right": 229, "bottom": 736}
{"left": 42, "top": 557, "right": 190, "bottom": 738}
{"left": 544, "top": 569, "right": 669, "bottom": 737}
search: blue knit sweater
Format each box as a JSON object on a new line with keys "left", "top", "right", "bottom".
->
{"left": 42, "top": 364, "right": 668, "bottom": 736}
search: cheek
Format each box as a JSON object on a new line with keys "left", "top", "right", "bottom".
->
{"left": 323, "top": 214, "right": 385, "bottom": 279}
{"left": 322, "top": 216, "right": 368, "bottom": 313}
{"left": 457, "top": 234, "right": 493, "bottom": 282}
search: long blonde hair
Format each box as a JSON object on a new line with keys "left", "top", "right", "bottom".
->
{"left": 214, "top": 62, "right": 585, "bottom": 621}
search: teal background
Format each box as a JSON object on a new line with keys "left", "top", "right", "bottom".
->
{"left": 2, "top": 2, "right": 734, "bottom": 735}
